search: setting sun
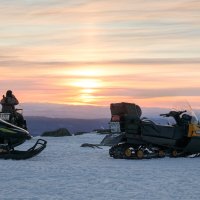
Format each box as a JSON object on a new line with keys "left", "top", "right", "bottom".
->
{"left": 71, "top": 79, "right": 103, "bottom": 89}
{"left": 66, "top": 78, "right": 104, "bottom": 104}
{"left": 81, "top": 88, "right": 96, "bottom": 94}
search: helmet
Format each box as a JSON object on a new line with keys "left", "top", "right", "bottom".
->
{"left": 6, "top": 90, "right": 12, "bottom": 97}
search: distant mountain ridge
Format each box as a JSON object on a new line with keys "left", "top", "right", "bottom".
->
{"left": 26, "top": 116, "right": 110, "bottom": 136}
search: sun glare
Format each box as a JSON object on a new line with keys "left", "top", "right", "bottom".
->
{"left": 80, "top": 94, "right": 96, "bottom": 103}
{"left": 71, "top": 79, "right": 103, "bottom": 89}
{"left": 81, "top": 88, "right": 96, "bottom": 93}
{"left": 69, "top": 78, "right": 103, "bottom": 104}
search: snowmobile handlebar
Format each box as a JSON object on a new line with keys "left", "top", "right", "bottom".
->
{"left": 160, "top": 110, "right": 187, "bottom": 117}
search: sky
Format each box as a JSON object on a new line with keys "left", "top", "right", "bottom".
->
{"left": 0, "top": 0, "right": 200, "bottom": 114}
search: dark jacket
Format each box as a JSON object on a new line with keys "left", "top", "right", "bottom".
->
{"left": 1, "top": 95, "right": 19, "bottom": 113}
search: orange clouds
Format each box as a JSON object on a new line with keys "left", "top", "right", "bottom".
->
{"left": 1, "top": 59, "right": 200, "bottom": 108}
{"left": 0, "top": 1, "right": 200, "bottom": 109}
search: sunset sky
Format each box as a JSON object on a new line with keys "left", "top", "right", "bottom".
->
{"left": 0, "top": 0, "right": 200, "bottom": 114}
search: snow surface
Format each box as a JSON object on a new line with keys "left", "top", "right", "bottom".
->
{"left": 1, "top": 133, "right": 200, "bottom": 200}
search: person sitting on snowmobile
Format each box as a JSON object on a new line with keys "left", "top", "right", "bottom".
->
{"left": 1, "top": 90, "right": 19, "bottom": 113}
{"left": 0, "top": 90, "right": 27, "bottom": 129}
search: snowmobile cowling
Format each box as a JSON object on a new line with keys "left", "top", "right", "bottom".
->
{"left": 0, "top": 118, "right": 47, "bottom": 160}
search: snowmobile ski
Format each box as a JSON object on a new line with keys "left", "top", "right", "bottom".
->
{"left": 0, "top": 139, "right": 47, "bottom": 160}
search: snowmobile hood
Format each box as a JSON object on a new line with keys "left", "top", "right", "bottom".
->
{"left": 0, "top": 118, "right": 31, "bottom": 140}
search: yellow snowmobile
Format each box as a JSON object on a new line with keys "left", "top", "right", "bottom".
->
{"left": 109, "top": 102, "right": 200, "bottom": 159}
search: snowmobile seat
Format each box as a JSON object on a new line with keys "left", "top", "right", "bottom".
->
{"left": 141, "top": 120, "right": 175, "bottom": 139}
{"left": 141, "top": 121, "right": 187, "bottom": 140}
{"left": 156, "top": 125, "right": 176, "bottom": 139}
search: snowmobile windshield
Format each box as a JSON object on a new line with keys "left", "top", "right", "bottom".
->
{"left": 171, "top": 101, "right": 199, "bottom": 125}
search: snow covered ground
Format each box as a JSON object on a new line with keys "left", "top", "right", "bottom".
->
{"left": 1, "top": 133, "right": 200, "bottom": 200}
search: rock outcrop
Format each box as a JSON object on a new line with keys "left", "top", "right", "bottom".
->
{"left": 41, "top": 128, "right": 72, "bottom": 137}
